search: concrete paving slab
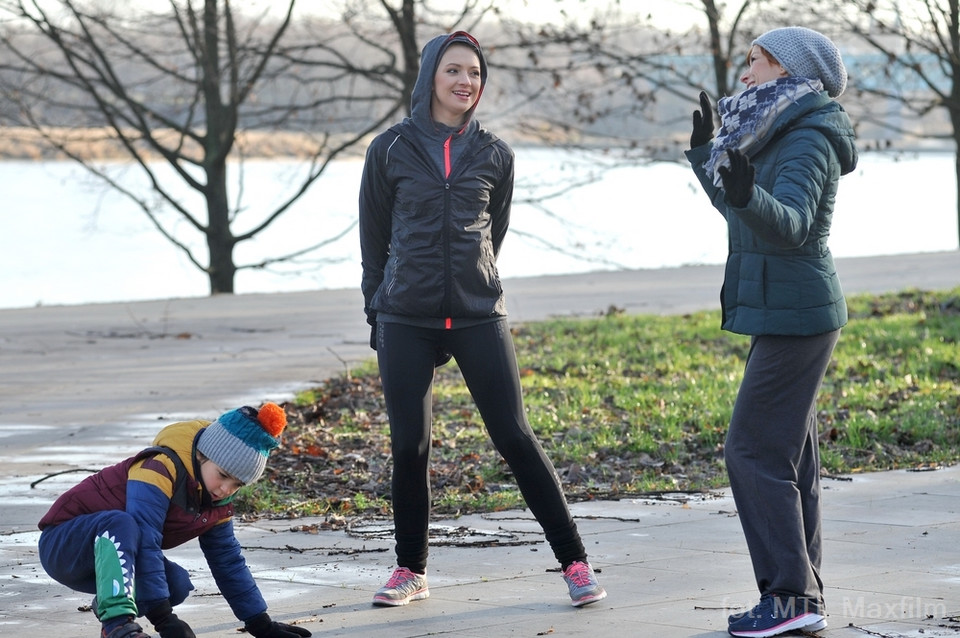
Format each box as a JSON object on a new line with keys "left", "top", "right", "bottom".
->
{"left": 4, "top": 465, "right": 960, "bottom": 637}
{"left": 2, "top": 253, "right": 959, "bottom": 636}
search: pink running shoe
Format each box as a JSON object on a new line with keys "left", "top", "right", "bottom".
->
{"left": 373, "top": 567, "right": 430, "bottom": 606}
{"left": 562, "top": 561, "right": 607, "bottom": 607}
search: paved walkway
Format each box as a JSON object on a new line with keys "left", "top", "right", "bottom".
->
{"left": 1, "top": 251, "right": 959, "bottom": 637}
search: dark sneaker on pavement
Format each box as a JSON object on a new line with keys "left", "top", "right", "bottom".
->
{"left": 729, "top": 597, "right": 825, "bottom": 624}
{"left": 728, "top": 612, "right": 827, "bottom": 633}
{"left": 373, "top": 567, "right": 429, "bottom": 606}
{"left": 728, "top": 594, "right": 826, "bottom": 637}
{"left": 562, "top": 561, "right": 607, "bottom": 607}
{"left": 102, "top": 618, "right": 151, "bottom": 638}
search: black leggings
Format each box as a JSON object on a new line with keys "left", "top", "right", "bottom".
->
{"left": 377, "top": 319, "right": 586, "bottom": 573}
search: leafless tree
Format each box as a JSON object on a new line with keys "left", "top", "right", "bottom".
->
{"left": 485, "top": 0, "right": 770, "bottom": 154}
{"left": 0, "top": 0, "right": 405, "bottom": 294}
{"left": 11, "top": 0, "right": 935, "bottom": 299}
{"left": 809, "top": 0, "right": 959, "bottom": 245}
{"left": 0, "top": 0, "right": 668, "bottom": 294}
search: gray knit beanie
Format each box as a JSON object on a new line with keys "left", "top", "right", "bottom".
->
{"left": 753, "top": 26, "right": 847, "bottom": 98}
{"left": 196, "top": 403, "right": 287, "bottom": 485}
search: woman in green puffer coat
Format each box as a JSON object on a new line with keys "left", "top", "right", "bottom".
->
{"left": 685, "top": 26, "right": 857, "bottom": 638}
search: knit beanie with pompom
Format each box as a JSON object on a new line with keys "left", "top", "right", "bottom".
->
{"left": 196, "top": 403, "right": 287, "bottom": 484}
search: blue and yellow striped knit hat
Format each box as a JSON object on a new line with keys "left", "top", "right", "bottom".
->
{"left": 196, "top": 403, "right": 287, "bottom": 484}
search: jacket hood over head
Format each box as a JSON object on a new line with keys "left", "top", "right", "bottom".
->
{"left": 410, "top": 31, "right": 487, "bottom": 136}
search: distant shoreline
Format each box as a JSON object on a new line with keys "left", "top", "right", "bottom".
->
{"left": 1, "top": 126, "right": 952, "bottom": 162}
{"left": 0, "top": 126, "right": 368, "bottom": 161}
{"left": 0, "top": 126, "right": 612, "bottom": 161}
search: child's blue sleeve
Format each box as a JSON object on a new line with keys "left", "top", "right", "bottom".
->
{"left": 126, "top": 479, "right": 173, "bottom": 612}
{"left": 199, "top": 519, "right": 268, "bottom": 621}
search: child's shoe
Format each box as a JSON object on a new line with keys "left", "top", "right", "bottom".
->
{"left": 101, "top": 617, "right": 151, "bottom": 638}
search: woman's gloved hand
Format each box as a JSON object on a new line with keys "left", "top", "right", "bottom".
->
{"left": 435, "top": 346, "right": 452, "bottom": 367}
{"left": 244, "top": 612, "right": 312, "bottom": 638}
{"left": 717, "top": 148, "right": 755, "bottom": 208}
{"left": 690, "top": 90, "right": 715, "bottom": 149}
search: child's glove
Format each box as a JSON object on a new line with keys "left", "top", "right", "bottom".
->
{"left": 244, "top": 612, "right": 312, "bottom": 638}
{"left": 145, "top": 601, "right": 196, "bottom": 638}
{"left": 717, "top": 148, "right": 755, "bottom": 208}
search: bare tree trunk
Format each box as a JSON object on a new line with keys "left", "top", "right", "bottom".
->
{"left": 206, "top": 165, "right": 236, "bottom": 294}
{"left": 391, "top": 0, "right": 420, "bottom": 116}
{"left": 200, "top": 0, "right": 235, "bottom": 294}
{"left": 0, "top": 0, "right": 382, "bottom": 298}
{"left": 953, "top": 109, "right": 960, "bottom": 248}
{"left": 951, "top": 0, "right": 960, "bottom": 247}
{"left": 701, "top": 0, "right": 729, "bottom": 97}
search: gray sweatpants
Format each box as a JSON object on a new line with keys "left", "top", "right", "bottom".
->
{"left": 724, "top": 329, "right": 840, "bottom": 602}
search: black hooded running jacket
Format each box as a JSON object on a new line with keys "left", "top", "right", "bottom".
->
{"left": 359, "top": 31, "right": 515, "bottom": 330}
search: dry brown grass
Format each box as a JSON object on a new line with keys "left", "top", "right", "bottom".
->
{"left": 0, "top": 126, "right": 344, "bottom": 161}
{"left": 0, "top": 125, "right": 614, "bottom": 162}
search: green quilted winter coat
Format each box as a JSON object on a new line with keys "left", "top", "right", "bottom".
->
{"left": 686, "top": 90, "right": 858, "bottom": 337}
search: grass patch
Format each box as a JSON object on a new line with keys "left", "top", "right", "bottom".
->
{"left": 238, "top": 287, "right": 960, "bottom": 519}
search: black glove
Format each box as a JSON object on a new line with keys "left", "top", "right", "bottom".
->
{"left": 690, "top": 90, "right": 715, "bottom": 149}
{"left": 435, "top": 346, "right": 452, "bottom": 368}
{"left": 365, "top": 309, "right": 378, "bottom": 351}
{"left": 244, "top": 612, "right": 312, "bottom": 638}
{"left": 145, "top": 601, "right": 196, "bottom": 638}
{"left": 717, "top": 148, "right": 755, "bottom": 208}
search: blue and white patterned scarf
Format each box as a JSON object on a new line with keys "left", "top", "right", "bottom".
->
{"left": 705, "top": 77, "right": 823, "bottom": 187}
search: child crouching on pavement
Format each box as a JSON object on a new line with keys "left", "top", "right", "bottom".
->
{"left": 37, "top": 403, "right": 312, "bottom": 638}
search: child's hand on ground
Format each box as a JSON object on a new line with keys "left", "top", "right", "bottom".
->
{"left": 245, "top": 612, "right": 312, "bottom": 637}
{"left": 145, "top": 601, "right": 196, "bottom": 638}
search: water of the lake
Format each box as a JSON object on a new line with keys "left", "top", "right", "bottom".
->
{"left": 2, "top": 149, "right": 956, "bottom": 310}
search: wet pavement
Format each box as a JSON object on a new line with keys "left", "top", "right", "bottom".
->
{"left": 2, "top": 251, "right": 959, "bottom": 637}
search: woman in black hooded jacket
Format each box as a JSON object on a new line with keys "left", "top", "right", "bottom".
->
{"left": 358, "top": 31, "right": 606, "bottom": 609}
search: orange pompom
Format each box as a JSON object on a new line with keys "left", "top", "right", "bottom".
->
{"left": 257, "top": 402, "right": 287, "bottom": 437}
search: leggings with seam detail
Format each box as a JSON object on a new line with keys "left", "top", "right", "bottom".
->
{"left": 377, "top": 319, "right": 586, "bottom": 573}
